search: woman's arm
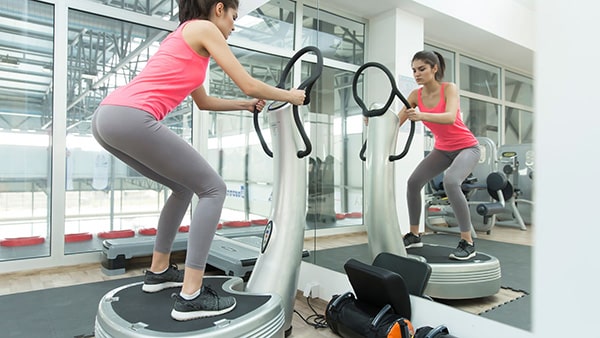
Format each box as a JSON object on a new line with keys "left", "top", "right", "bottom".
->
{"left": 190, "top": 86, "right": 264, "bottom": 112}
{"left": 183, "top": 21, "right": 305, "bottom": 105}
{"left": 407, "top": 83, "right": 458, "bottom": 124}
{"left": 397, "top": 89, "right": 419, "bottom": 126}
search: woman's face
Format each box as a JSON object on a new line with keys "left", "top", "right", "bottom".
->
{"left": 412, "top": 59, "right": 438, "bottom": 85}
{"left": 213, "top": 4, "right": 238, "bottom": 39}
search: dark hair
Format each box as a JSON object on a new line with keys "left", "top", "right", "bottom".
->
{"left": 178, "top": 0, "right": 239, "bottom": 23}
{"left": 412, "top": 50, "right": 445, "bottom": 82}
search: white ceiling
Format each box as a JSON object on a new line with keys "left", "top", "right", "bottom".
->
{"left": 320, "top": 0, "right": 534, "bottom": 75}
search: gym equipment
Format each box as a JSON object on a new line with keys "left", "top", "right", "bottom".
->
{"left": 326, "top": 258, "right": 414, "bottom": 338}
{"left": 425, "top": 140, "right": 533, "bottom": 235}
{"left": 352, "top": 62, "right": 501, "bottom": 299}
{"left": 95, "top": 46, "right": 323, "bottom": 338}
{"left": 372, "top": 252, "right": 432, "bottom": 298}
{"left": 495, "top": 144, "right": 534, "bottom": 226}
{"left": 414, "top": 325, "right": 459, "bottom": 338}
{"left": 351, "top": 62, "right": 415, "bottom": 259}
{"left": 475, "top": 170, "right": 529, "bottom": 231}
{"left": 100, "top": 226, "right": 274, "bottom": 278}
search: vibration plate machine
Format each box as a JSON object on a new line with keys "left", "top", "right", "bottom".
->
{"left": 94, "top": 46, "right": 324, "bottom": 338}
{"left": 352, "top": 62, "right": 501, "bottom": 299}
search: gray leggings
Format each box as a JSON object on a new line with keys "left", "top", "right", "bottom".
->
{"left": 407, "top": 146, "right": 481, "bottom": 233}
{"left": 92, "top": 105, "right": 226, "bottom": 270}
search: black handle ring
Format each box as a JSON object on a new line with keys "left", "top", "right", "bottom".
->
{"left": 254, "top": 46, "right": 323, "bottom": 158}
{"left": 352, "top": 62, "right": 415, "bottom": 161}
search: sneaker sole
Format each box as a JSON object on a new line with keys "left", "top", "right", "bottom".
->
{"left": 449, "top": 251, "right": 476, "bottom": 261}
{"left": 405, "top": 242, "right": 423, "bottom": 249}
{"left": 171, "top": 303, "right": 236, "bottom": 321}
{"left": 142, "top": 281, "right": 183, "bottom": 293}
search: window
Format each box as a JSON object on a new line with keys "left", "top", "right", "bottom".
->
{"left": 460, "top": 56, "right": 501, "bottom": 99}
{"left": 2, "top": 0, "right": 367, "bottom": 262}
{"left": 505, "top": 71, "right": 533, "bottom": 106}
{"left": 307, "top": 66, "right": 363, "bottom": 229}
{"left": 505, "top": 108, "right": 533, "bottom": 144}
{"left": 461, "top": 97, "right": 499, "bottom": 142}
{"left": 206, "top": 48, "right": 287, "bottom": 222}
{"left": 0, "top": 0, "right": 54, "bottom": 261}
{"left": 233, "top": 0, "right": 295, "bottom": 50}
{"left": 87, "top": 0, "right": 179, "bottom": 21}
{"left": 426, "top": 43, "right": 534, "bottom": 146}
{"left": 302, "top": 6, "right": 365, "bottom": 65}
{"left": 425, "top": 44, "right": 455, "bottom": 83}
{"left": 64, "top": 10, "right": 193, "bottom": 254}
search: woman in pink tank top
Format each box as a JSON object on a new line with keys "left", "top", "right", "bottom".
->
{"left": 92, "top": 0, "right": 307, "bottom": 321}
{"left": 397, "top": 50, "right": 481, "bottom": 261}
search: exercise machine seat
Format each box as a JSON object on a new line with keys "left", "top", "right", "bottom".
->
{"left": 344, "top": 258, "right": 412, "bottom": 319}
{"left": 372, "top": 252, "right": 432, "bottom": 298}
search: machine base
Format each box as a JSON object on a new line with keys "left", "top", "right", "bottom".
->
{"left": 95, "top": 276, "right": 285, "bottom": 338}
{"left": 408, "top": 244, "right": 501, "bottom": 299}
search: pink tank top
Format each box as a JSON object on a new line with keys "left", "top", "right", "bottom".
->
{"left": 100, "top": 20, "right": 210, "bottom": 120}
{"left": 418, "top": 83, "right": 479, "bottom": 151}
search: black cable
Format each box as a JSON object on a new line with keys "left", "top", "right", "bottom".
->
{"left": 293, "top": 296, "right": 329, "bottom": 329}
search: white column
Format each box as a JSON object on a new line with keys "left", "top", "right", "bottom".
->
{"left": 367, "top": 9, "right": 425, "bottom": 234}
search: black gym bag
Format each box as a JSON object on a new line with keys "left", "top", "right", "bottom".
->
{"left": 326, "top": 292, "right": 413, "bottom": 338}
{"left": 414, "top": 325, "right": 459, "bottom": 338}
{"left": 325, "top": 259, "right": 414, "bottom": 338}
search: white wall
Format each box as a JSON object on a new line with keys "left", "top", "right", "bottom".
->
{"left": 532, "top": 1, "right": 600, "bottom": 336}
{"left": 414, "top": 0, "right": 534, "bottom": 50}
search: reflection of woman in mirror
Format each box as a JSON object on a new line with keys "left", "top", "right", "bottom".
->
{"left": 91, "top": 0, "right": 305, "bottom": 321}
{"left": 397, "top": 50, "right": 480, "bottom": 260}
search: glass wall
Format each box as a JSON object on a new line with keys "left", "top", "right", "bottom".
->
{"left": 460, "top": 56, "right": 500, "bottom": 99}
{"left": 460, "top": 97, "right": 500, "bottom": 141}
{"left": 233, "top": 0, "right": 295, "bottom": 50}
{"left": 302, "top": 5, "right": 364, "bottom": 65}
{"left": 0, "top": 0, "right": 54, "bottom": 261}
{"left": 0, "top": 0, "right": 366, "bottom": 262}
{"left": 1, "top": 0, "right": 533, "bottom": 268}
{"left": 505, "top": 70, "right": 534, "bottom": 144}
{"left": 459, "top": 55, "right": 502, "bottom": 143}
{"left": 304, "top": 66, "right": 364, "bottom": 237}
{"left": 206, "top": 48, "right": 288, "bottom": 224}
{"left": 63, "top": 10, "right": 193, "bottom": 254}
{"left": 428, "top": 45, "right": 455, "bottom": 83}
{"left": 87, "top": 0, "right": 180, "bottom": 21}
{"left": 505, "top": 108, "right": 533, "bottom": 144}
{"left": 426, "top": 43, "right": 534, "bottom": 147}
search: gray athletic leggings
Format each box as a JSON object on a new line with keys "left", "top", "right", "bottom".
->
{"left": 407, "top": 146, "right": 481, "bottom": 233}
{"left": 92, "top": 105, "right": 226, "bottom": 270}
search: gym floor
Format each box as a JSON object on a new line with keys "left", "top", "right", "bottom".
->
{"left": 0, "top": 224, "right": 533, "bottom": 337}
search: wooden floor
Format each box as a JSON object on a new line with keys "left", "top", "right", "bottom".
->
{"left": 0, "top": 224, "right": 533, "bottom": 337}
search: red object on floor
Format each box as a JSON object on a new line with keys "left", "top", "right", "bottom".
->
{"left": 223, "top": 220, "right": 252, "bottom": 227}
{"left": 98, "top": 229, "right": 135, "bottom": 239}
{"left": 336, "top": 213, "right": 347, "bottom": 220}
{"left": 138, "top": 228, "right": 157, "bottom": 236}
{"left": 251, "top": 218, "right": 269, "bottom": 225}
{"left": 428, "top": 207, "right": 442, "bottom": 212}
{"left": 65, "top": 232, "right": 93, "bottom": 243}
{"left": 345, "top": 212, "right": 363, "bottom": 218}
{"left": 217, "top": 223, "right": 223, "bottom": 229}
{"left": 1, "top": 236, "right": 45, "bottom": 247}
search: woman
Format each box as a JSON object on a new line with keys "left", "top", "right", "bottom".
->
{"left": 92, "top": 0, "right": 306, "bottom": 321}
{"left": 398, "top": 50, "right": 480, "bottom": 261}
